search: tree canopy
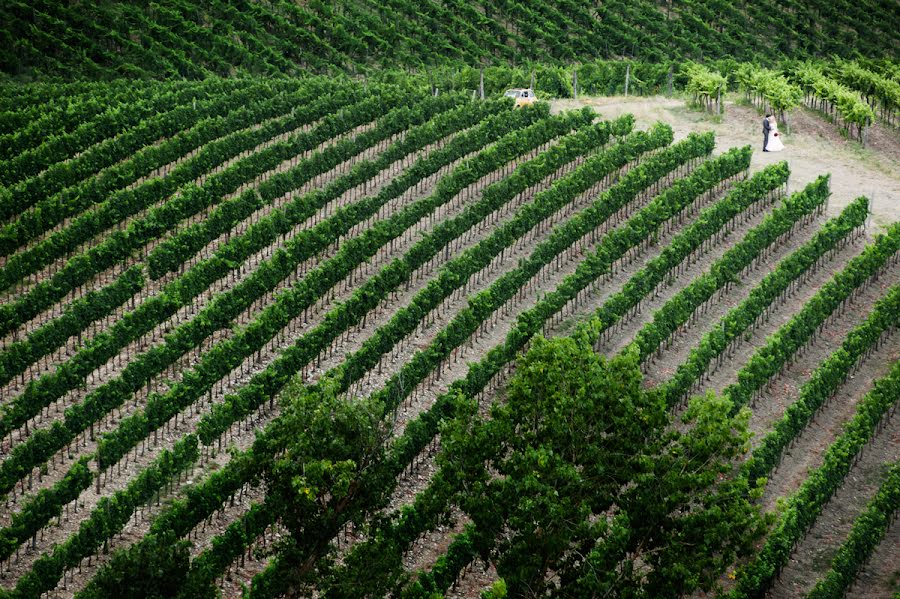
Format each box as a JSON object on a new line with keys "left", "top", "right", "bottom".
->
{"left": 439, "top": 328, "right": 766, "bottom": 597}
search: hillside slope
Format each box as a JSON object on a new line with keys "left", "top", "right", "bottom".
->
{"left": 2, "top": 0, "right": 898, "bottom": 79}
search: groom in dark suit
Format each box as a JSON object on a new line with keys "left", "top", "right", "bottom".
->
{"left": 762, "top": 114, "right": 772, "bottom": 151}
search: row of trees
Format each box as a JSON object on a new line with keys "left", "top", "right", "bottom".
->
{"left": 0, "top": 80, "right": 166, "bottom": 130}
{"left": 80, "top": 448, "right": 265, "bottom": 597}
{"left": 0, "top": 457, "right": 92, "bottom": 563}
{"left": 0, "top": 79, "right": 160, "bottom": 159}
{"left": 659, "top": 193, "right": 866, "bottom": 408}
{"left": 0, "top": 101, "right": 531, "bottom": 497}
{"left": 723, "top": 220, "right": 900, "bottom": 411}
{"left": 728, "top": 360, "right": 900, "bottom": 598}
{"left": 2, "top": 0, "right": 151, "bottom": 80}
{"left": 833, "top": 60, "right": 900, "bottom": 126}
{"left": 807, "top": 459, "right": 900, "bottom": 598}
{"left": 0, "top": 83, "right": 364, "bottom": 292}
{"left": 0, "top": 84, "right": 370, "bottom": 330}
{"left": 588, "top": 162, "right": 789, "bottom": 355}
{"left": 685, "top": 63, "right": 728, "bottom": 114}
{"left": 7, "top": 436, "right": 200, "bottom": 599}
{"left": 0, "top": 79, "right": 293, "bottom": 226}
{"left": 734, "top": 64, "right": 803, "bottom": 131}
{"left": 144, "top": 93, "right": 466, "bottom": 278}
{"left": 0, "top": 266, "right": 143, "bottom": 389}
{"left": 792, "top": 62, "right": 877, "bottom": 145}
{"left": 196, "top": 111, "right": 614, "bottom": 444}
{"left": 0, "top": 80, "right": 335, "bottom": 257}
{"left": 242, "top": 138, "right": 754, "bottom": 597}
{"left": 745, "top": 283, "right": 900, "bottom": 484}
{"left": 174, "top": 501, "right": 275, "bottom": 598}
{"left": 0, "top": 78, "right": 239, "bottom": 189}
{"left": 93, "top": 105, "right": 551, "bottom": 469}
{"left": 632, "top": 175, "right": 832, "bottom": 367}
{"left": 14, "top": 0, "right": 894, "bottom": 78}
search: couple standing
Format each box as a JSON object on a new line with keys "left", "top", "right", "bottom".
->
{"left": 762, "top": 114, "right": 784, "bottom": 152}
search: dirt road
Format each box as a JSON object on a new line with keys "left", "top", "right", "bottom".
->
{"left": 552, "top": 96, "right": 900, "bottom": 230}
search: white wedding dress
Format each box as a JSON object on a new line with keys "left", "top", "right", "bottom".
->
{"left": 766, "top": 122, "right": 785, "bottom": 152}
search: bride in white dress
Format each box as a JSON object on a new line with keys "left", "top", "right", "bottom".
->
{"left": 765, "top": 115, "right": 784, "bottom": 152}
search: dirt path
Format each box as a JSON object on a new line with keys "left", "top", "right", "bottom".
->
{"left": 552, "top": 96, "right": 900, "bottom": 230}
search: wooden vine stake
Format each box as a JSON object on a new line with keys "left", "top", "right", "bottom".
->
{"left": 625, "top": 64, "right": 631, "bottom": 97}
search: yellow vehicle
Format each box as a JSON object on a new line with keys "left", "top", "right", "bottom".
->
{"left": 503, "top": 88, "right": 537, "bottom": 108}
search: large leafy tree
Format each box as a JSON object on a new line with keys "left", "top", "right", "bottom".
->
{"left": 256, "top": 375, "right": 393, "bottom": 593}
{"left": 440, "top": 327, "right": 766, "bottom": 598}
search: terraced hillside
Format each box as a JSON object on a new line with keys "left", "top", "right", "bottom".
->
{"left": 1, "top": 0, "right": 898, "bottom": 79}
{"left": 0, "top": 80, "right": 897, "bottom": 598}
